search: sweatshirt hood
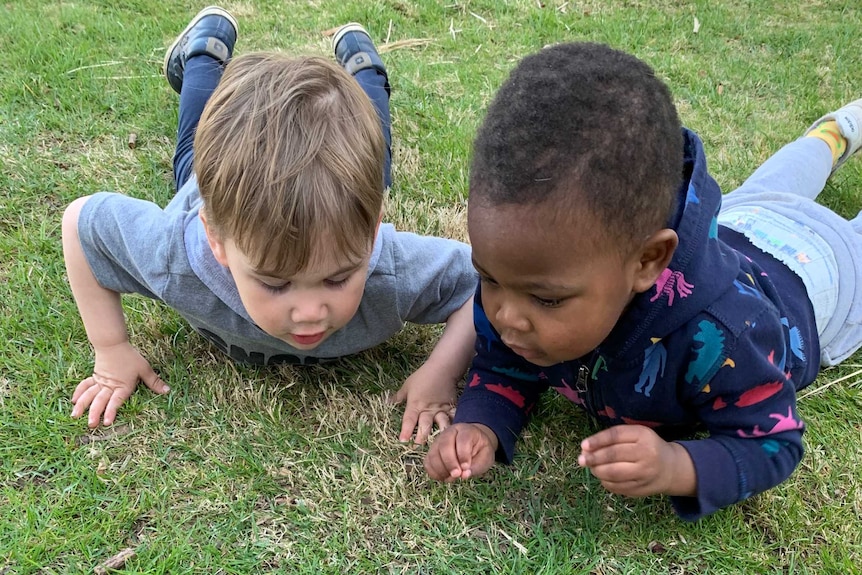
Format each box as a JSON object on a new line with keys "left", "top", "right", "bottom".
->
{"left": 601, "top": 129, "right": 740, "bottom": 360}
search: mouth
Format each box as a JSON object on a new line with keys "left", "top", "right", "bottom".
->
{"left": 503, "top": 340, "right": 543, "bottom": 361}
{"left": 291, "top": 331, "right": 326, "bottom": 346}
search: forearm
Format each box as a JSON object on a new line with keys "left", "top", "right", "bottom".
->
{"left": 62, "top": 197, "right": 129, "bottom": 349}
{"left": 422, "top": 296, "right": 475, "bottom": 380}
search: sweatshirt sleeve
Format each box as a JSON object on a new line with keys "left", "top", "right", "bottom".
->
{"left": 388, "top": 229, "right": 478, "bottom": 324}
{"left": 452, "top": 289, "right": 549, "bottom": 462}
{"left": 671, "top": 312, "right": 805, "bottom": 520}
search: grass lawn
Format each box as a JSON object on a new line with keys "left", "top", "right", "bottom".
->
{"left": 2, "top": 0, "right": 861, "bottom": 573}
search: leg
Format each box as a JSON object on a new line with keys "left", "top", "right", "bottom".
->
{"left": 173, "top": 57, "right": 225, "bottom": 191}
{"left": 724, "top": 137, "right": 833, "bottom": 203}
{"left": 725, "top": 98, "right": 862, "bottom": 204}
{"left": 333, "top": 24, "right": 392, "bottom": 188}
{"left": 353, "top": 67, "right": 393, "bottom": 189}
{"left": 719, "top": 99, "right": 862, "bottom": 366}
{"left": 163, "top": 7, "right": 238, "bottom": 191}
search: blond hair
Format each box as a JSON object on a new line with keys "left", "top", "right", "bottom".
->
{"left": 194, "top": 51, "right": 386, "bottom": 276}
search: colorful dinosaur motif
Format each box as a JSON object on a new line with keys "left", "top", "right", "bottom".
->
{"left": 635, "top": 340, "right": 667, "bottom": 397}
{"left": 685, "top": 320, "right": 725, "bottom": 386}
{"left": 650, "top": 268, "right": 694, "bottom": 305}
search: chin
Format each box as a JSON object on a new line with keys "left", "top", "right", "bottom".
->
{"left": 527, "top": 357, "right": 559, "bottom": 367}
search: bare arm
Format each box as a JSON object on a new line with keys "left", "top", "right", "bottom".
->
{"left": 419, "top": 296, "right": 476, "bottom": 382}
{"left": 62, "top": 197, "right": 169, "bottom": 427}
{"left": 62, "top": 196, "right": 129, "bottom": 349}
{"left": 394, "top": 296, "right": 476, "bottom": 443}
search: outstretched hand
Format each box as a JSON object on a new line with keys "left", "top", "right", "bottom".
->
{"left": 391, "top": 362, "right": 458, "bottom": 444}
{"left": 71, "top": 341, "right": 170, "bottom": 428}
{"left": 424, "top": 422, "right": 498, "bottom": 482}
{"left": 578, "top": 424, "right": 696, "bottom": 498}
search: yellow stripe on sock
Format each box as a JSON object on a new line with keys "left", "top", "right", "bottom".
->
{"left": 806, "top": 120, "right": 846, "bottom": 165}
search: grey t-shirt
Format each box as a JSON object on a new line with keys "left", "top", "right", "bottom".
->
{"left": 78, "top": 178, "right": 477, "bottom": 365}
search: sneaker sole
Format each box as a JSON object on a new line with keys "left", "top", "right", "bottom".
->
{"left": 162, "top": 5, "right": 238, "bottom": 79}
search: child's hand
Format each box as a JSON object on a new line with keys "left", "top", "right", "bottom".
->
{"left": 71, "top": 341, "right": 169, "bottom": 428}
{"left": 424, "top": 423, "right": 498, "bottom": 482}
{"left": 392, "top": 362, "right": 458, "bottom": 444}
{"left": 578, "top": 424, "right": 696, "bottom": 498}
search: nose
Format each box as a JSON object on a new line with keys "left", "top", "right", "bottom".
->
{"left": 289, "top": 297, "right": 327, "bottom": 325}
{"left": 493, "top": 298, "right": 530, "bottom": 333}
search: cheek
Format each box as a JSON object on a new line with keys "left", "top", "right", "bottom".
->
{"left": 244, "top": 294, "right": 282, "bottom": 327}
{"left": 332, "top": 283, "right": 365, "bottom": 320}
{"left": 479, "top": 292, "right": 499, "bottom": 317}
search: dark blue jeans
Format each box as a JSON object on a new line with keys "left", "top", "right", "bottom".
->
{"left": 172, "top": 55, "right": 392, "bottom": 191}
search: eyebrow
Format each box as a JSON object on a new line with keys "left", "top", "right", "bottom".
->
{"left": 472, "top": 259, "right": 578, "bottom": 293}
{"left": 255, "top": 261, "right": 362, "bottom": 281}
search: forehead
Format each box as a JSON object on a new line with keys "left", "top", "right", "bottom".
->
{"left": 244, "top": 229, "right": 371, "bottom": 279}
{"left": 467, "top": 201, "right": 622, "bottom": 284}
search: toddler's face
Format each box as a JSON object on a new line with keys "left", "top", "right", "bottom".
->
{"left": 214, "top": 237, "right": 370, "bottom": 350}
{"left": 468, "top": 202, "right": 644, "bottom": 366}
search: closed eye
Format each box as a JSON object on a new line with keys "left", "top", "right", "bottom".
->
{"left": 532, "top": 295, "right": 564, "bottom": 308}
{"left": 260, "top": 280, "right": 289, "bottom": 294}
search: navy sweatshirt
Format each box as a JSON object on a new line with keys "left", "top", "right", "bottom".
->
{"left": 454, "top": 129, "right": 821, "bottom": 520}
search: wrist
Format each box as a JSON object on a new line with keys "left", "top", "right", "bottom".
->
{"left": 418, "top": 354, "right": 462, "bottom": 383}
{"left": 91, "top": 338, "right": 132, "bottom": 354}
{"left": 473, "top": 423, "right": 499, "bottom": 452}
{"left": 664, "top": 441, "right": 697, "bottom": 497}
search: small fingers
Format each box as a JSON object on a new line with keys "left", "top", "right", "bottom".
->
{"left": 102, "top": 390, "right": 133, "bottom": 427}
{"left": 390, "top": 386, "right": 407, "bottom": 405}
{"left": 579, "top": 442, "right": 642, "bottom": 468}
{"left": 434, "top": 410, "right": 451, "bottom": 432}
{"left": 586, "top": 459, "right": 645, "bottom": 484}
{"left": 412, "top": 411, "right": 437, "bottom": 445}
{"left": 399, "top": 410, "right": 419, "bottom": 443}
{"left": 581, "top": 424, "right": 643, "bottom": 452}
{"left": 71, "top": 377, "right": 96, "bottom": 405}
{"left": 70, "top": 379, "right": 100, "bottom": 418}
{"left": 87, "top": 387, "right": 114, "bottom": 428}
{"left": 437, "top": 432, "right": 467, "bottom": 480}
{"left": 142, "top": 375, "right": 170, "bottom": 394}
{"left": 424, "top": 437, "right": 459, "bottom": 482}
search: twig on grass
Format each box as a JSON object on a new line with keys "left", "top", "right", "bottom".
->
{"left": 93, "top": 548, "right": 136, "bottom": 574}
{"left": 798, "top": 367, "right": 862, "bottom": 400}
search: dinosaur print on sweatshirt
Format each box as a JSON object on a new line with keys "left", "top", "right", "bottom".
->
{"left": 737, "top": 406, "right": 804, "bottom": 438}
{"left": 650, "top": 268, "right": 694, "bottom": 306}
{"left": 635, "top": 339, "right": 667, "bottom": 397}
{"left": 685, "top": 320, "right": 725, "bottom": 387}
{"left": 468, "top": 372, "right": 527, "bottom": 409}
{"left": 781, "top": 317, "right": 807, "bottom": 362}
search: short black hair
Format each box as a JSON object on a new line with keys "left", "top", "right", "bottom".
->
{"left": 469, "top": 42, "right": 683, "bottom": 248}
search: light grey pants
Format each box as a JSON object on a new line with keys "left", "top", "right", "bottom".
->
{"left": 718, "top": 136, "right": 862, "bottom": 366}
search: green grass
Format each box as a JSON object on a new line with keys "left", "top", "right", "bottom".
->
{"left": 2, "top": 0, "right": 862, "bottom": 572}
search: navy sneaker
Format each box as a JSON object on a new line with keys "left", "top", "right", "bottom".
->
{"left": 333, "top": 23, "right": 388, "bottom": 80}
{"left": 163, "top": 6, "right": 238, "bottom": 94}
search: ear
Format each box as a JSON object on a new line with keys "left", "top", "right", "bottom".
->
{"left": 199, "top": 208, "right": 230, "bottom": 267}
{"left": 630, "top": 228, "right": 679, "bottom": 293}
